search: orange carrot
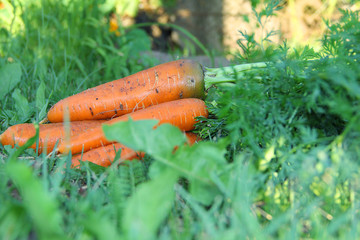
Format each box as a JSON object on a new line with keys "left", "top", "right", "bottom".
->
{"left": 0, "top": 120, "right": 105, "bottom": 154}
{"left": 71, "top": 132, "right": 200, "bottom": 168}
{"left": 58, "top": 98, "right": 208, "bottom": 155}
{"left": 47, "top": 59, "right": 205, "bottom": 122}
{"left": 71, "top": 143, "right": 143, "bottom": 168}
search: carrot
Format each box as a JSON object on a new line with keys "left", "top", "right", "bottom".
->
{"left": 47, "top": 59, "right": 205, "bottom": 122}
{"left": 0, "top": 120, "right": 105, "bottom": 154}
{"left": 57, "top": 98, "right": 208, "bottom": 155}
{"left": 71, "top": 132, "right": 201, "bottom": 168}
{"left": 47, "top": 59, "right": 267, "bottom": 123}
{"left": 71, "top": 143, "right": 143, "bottom": 168}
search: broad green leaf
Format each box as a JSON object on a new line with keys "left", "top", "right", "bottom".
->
{"left": 12, "top": 88, "right": 30, "bottom": 120}
{"left": 174, "top": 141, "right": 227, "bottom": 176}
{"left": 6, "top": 161, "right": 66, "bottom": 240}
{"left": 0, "top": 203, "right": 32, "bottom": 240}
{"left": 122, "top": 169, "right": 179, "bottom": 240}
{"left": 0, "top": 63, "right": 22, "bottom": 99}
{"left": 104, "top": 118, "right": 227, "bottom": 205}
{"left": 104, "top": 119, "right": 183, "bottom": 239}
{"left": 82, "top": 210, "right": 121, "bottom": 239}
{"left": 36, "top": 81, "right": 47, "bottom": 120}
{"left": 6, "top": 129, "right": 66, "bottom": 240}
{"left": 103, "top": 119, "right": 186, "bottom": 158}
{"left": 147, "top": 140, "right": 228, "bottom": 205}
{"left": 35, "top": 81, "right": 46, "bottom": 109}
{"left": 188, "top": 181, "right": 222, "bottom": 206}
{"left": 172, "top": 141, "right": 228, "bottom": 205}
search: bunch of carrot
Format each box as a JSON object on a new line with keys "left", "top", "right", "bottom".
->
{"left": 1, "top": 59, "right": 267, "bottom": 167}
{"left": 0, "top": 60, "right": 210, "bottom": 168}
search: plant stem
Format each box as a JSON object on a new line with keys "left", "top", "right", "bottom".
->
{"left": 204, "top": 62, "right": 268, "bottom": 89}
{"left": 205, "top": 62, "right": 267, "bottom": 75}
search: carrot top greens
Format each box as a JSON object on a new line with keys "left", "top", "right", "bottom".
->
{"left": 1, "top": 1, "right": 360, "bottom": 240}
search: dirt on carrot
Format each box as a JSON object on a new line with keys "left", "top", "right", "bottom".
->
{"left": 47, "top": 59, "right": 205, "bottom": 122}
{"left": 0, "top": 120, "right": 105, "bottom": 154}
{"left": 58, "top": 98, "right": 208, "bottom": 155}
{"left": 71, "top": 142, "right": 143, "bottom": 168}
{"left": 71, "top": 131, "right": 201, "bottom": 168}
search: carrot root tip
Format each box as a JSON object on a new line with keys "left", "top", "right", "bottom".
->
{"left": 39, "top": 118, "right": 49, "bottom": 124}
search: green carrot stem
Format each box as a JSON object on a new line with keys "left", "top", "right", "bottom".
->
{"left": 204, "top": 61, "right": 268, "bottom": 89}
{"left": 204, "top": 77, "right": 237, "bottom": 89}
{"left": 205, "top": 62, "right": 267, "bottom": 75}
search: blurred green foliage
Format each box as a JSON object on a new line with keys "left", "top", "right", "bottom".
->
{"left": 0, "top": 1, "right": 360, "bottom": 240}
{"left": 0, "top": 0, "right": 154, "bottom": 127}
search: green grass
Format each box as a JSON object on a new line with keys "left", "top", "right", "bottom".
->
{"left": 1, "top": 1, "right": 360, "bottom": 240}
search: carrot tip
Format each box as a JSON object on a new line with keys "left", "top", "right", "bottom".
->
{"left": 39, "top": 117, "right": 49, "bottom": 124}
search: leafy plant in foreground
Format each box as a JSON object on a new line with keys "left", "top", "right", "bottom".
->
{"left": 103, "top": 119, "right": 228, "bottom": 239}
